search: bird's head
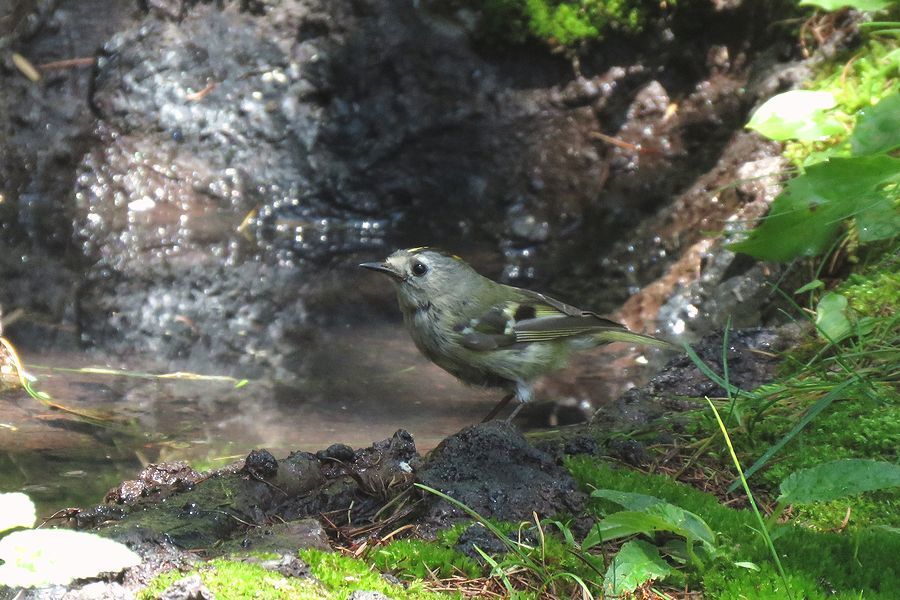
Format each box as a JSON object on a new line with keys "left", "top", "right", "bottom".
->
{"left": 360, "top": 247, "right": 479, "bottom": 311}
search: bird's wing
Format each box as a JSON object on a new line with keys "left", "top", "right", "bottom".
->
{"left": 454, "top": 288, "right": 633, "bottom": 351}
{"left": 511, "top": 289, "right": 628, "bottom": 343}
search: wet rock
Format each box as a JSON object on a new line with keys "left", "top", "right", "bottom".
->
{"left": 68, "top": 0, "right": 555, "bottom": 372}
{"left": 84, "top": 431, "right": 419, "bottom": 551}
{"left": 257, "top": 554, "right": 313, "bottom": 578}
{"left": 347, "top": 592, "right": 393, "bottom": 600}
{"left": 317, "top": 443, "right": 356, "bottom": 463}
{"left": 2, "top": 0, "right": 804, "bottom": 379}
{"left": 649, "top": 327, "right": 802, "bottom": 398}
{"left": 233, "top": 519, "right": 330, "bottom": 554}
{"left": 653, "top": 155, "right": 801, "bottom": 341}
{"left": 418, "top": 422, "right": 585, "bottom": 526}
{"left": 146, "top": 0, "right": 188, "bottom": 21}
{"left": 591, "top": 325, "right": 804, "bottom": 432}
{"left": 614, "top": 132, "right": 787, "bottom": 334}
{"left": 105, "top": 462, "right": 202, "bottom": 506}
{"left": 158, "top": 574, "right": 214, "bottom": 600}
{"left": 18, "top": 582, "right": 134, "bottom": 600}
{"left": 243, "top": 449, "right": 279, "bottom": 480}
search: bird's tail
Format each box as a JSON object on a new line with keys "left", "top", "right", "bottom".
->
{"left": 592, "top": 328, "right": 679, "bottom": 351}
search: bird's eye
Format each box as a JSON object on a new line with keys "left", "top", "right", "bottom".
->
{"left": 412, "top": 261, "right": 428, "bottom": 276}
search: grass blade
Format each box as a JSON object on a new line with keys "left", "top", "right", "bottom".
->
{"left": 725, "top": 378, "right": 856, "bottom": 493}
{"left": 707, "top": 398, "right": 793, "bottom": 600}
{"left": 681, "top": 342, "right": 748, "bottom": 399}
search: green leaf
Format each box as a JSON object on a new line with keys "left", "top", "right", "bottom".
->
{"left": 590, "top": 489, "right": 664, "bottom": 511}
{"left": 746, "top": 91, "right": 844, "bottom": 141}
{"left": 851, "top": 93, "right": 900, "bottom": 156}
{"left": 603, "top": 540, "right": 674, "bottom": 595}
{"left": 794, "top": 279, "right": 824, "bottom": 295}
{"left": 816, "top": 292, "right": 853, "bottom": 343}
{"left": 0, "top": 529, "right": 141, "bottom": 588}
{"left": 856, "top": 195, "right": 900, "bottom": 242}
{"left": 0, "top": 493, "right": 36, "bottom": 533}
{"left": 729, "top": 155, "right": 900, "bottom": 261}
{"left": 800, "top": 0, "right": 895, "bottom": 11}
{"left": 584, "top": 503, "right": 715, "bottom": 550}
{"left": 778, "top": 459, "right": 900, "bottom": 505}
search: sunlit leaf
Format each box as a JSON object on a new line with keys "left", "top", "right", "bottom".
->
{"left": 794, "top": 279, "right": 825, "bottom": 295}
{"left": 590, "top": 489, "right": 664, "bottom": 511}
{"left": 856, "top": 195, "right": 900, "bottom": 242}
{"left": 0, "top": 529, "right": 141, "bottom": 588}
{"left": 851, "top": 93, "right": 900, "bottom": 156}
{"left": 815, "top": 292, "right": 853, "bottom": 343}
{"left": 603, "top": 540, "right": 674, "bottom": 595}
{"left": 583, "top": 502, "right": 715, "bottom": 551}
{"left": 779, "top": 459, "right": 900, "bottom": 505}
{"left": 729, "top": 155, "right": 900, "bottom": 261}
{"left": 746, "top": 91, "right": 844, "bottom": 141}
{"left": 0, "top": 493, "right": 36, "bottom": 533}
{"left": 799, "top": 0, "right": 895, "bottom": 11}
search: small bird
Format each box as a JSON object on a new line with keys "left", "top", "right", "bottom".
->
{"left": 361, "top": 247, "right": 675, "bottom": 422}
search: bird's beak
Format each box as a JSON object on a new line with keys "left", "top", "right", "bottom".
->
{"left": 359, "top": 262, "right": 404, "bottom": 281}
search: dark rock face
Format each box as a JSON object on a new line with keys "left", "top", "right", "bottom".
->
{"left": 1, "top": 0, "right": 794, "bottom": 376}
{"left": 592, "top": 325, "right": 806, "bottom": 431}
{"left": 418, "top": 421, "right": 585, "bottom": 525}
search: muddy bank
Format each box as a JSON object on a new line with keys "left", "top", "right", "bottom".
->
{"left": 6, "top": 325, "right": 797, "bottom": 598}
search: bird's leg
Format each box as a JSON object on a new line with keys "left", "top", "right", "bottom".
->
{"left": 481, "top": 392, "right": 514, "bottom": 422}
{"left": 504, "top": 402, "right": 525, "bottom": 423}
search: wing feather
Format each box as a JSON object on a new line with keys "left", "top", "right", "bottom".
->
{"left": 452, "top": 287, "right": 655, "bottom": 351}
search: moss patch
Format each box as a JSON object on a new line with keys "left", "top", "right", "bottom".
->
{"left": 784, "top": 38, "right": 900, "bottom": 165}
{"left": 371, "top": 538, "right": 482, "bottom": 580}
{"left": 137, "top": 559, "right": 329, "bottom": 600}
{"left": 299, "top": 548, "right": 453, "bottom": 599}
{"left": 566, "top": 457, "right": 900, "bottom": 599}
{"left": 460, "top": 0, "right": 667, "bottom": 45}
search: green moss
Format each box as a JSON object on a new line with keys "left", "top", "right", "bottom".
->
{"left": 839, "top": 258, "right": 900, "bottom": 317}
{"left": 467, "top": 0, "right": 667, "bottom": 45}
{"left": 137, "top": 559, "right": 330, "bottom": 600}
{"left": 736, "top": 384, "right": 896, "bottom": 478}
{"left": 137, "top": 551, "right": 456, "bottom": 599}
{"left": 784, "top": 39, "right": 900, "bottom": 165}
{"left": 372, "top": 538, "right": 482, "bottom": 580}
{"left": 299, "top": 548, "right": 453, "bottom": 599}
{"left": 673, "top": 385, "right": 899, "bottom": 531}
{"left": 566, "top": 457, "right": 900, "bottom": 599}
{"left": 369, "top": 516, "right": 610, "bottom": 596}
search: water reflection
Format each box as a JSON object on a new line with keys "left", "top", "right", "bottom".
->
{"left": 1, "top": 311, "right": 662, "bottom": 516}
{"left": 0, "top": 323, "right": 495, "bottom": 514}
